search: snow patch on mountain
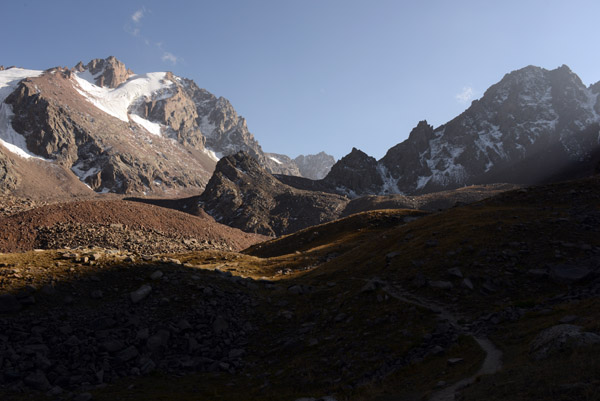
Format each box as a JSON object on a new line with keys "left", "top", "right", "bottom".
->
{"left": 198, "top": 116, "right": 217, "bottom": 138}
{"left": 203, "top": 148, "right": 220, "bottom": 162}
{"left": 269, "top": 156, "right": 282, "bottom": 165}
{"left": 0, "top": 104, "right": 48, "bottom": 159}
{"left": 75, "top": 68, "right": 105, "bottom": 86}
{"left": 583, "top": 90, "right": 600, "bottom": 124}
{"left": 71, "top": 161, "right": 100, "bottom": 180}
{"left": 417, "top": 128, "right": 468, "bottom": 189}
{"left": 129, "top": 114, "right": 162, "bottom": 136}
{"left": 475, "top": 124, "right": 507, "bottom": 171}
{"left": 73, "top": 71, "right": 174, "bottom": 122}
{"left": 376, "top": 163, "right": 402, "bottom": 194}
{"left": 70, "top": 161, "right": 101, "bottom": 190}
{"left": 0, "top": 68, "right": 46, "bottom": 159}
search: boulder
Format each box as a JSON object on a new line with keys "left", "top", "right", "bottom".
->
{"left": 130, "top": 285, "right": 152, "bottom": 303}
{"left": 530, "top": 324, "right": 600, "bottom": 360}
{"left": 550, "top": 265, "right": 592, "bottom": 284}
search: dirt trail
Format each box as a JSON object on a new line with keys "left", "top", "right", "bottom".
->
{"left": 380, "top": 282, "right": 503, "bottom": 401}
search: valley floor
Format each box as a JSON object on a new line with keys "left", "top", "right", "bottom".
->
{"left": 1, "top": 176, "right": 600, "bottom": 400}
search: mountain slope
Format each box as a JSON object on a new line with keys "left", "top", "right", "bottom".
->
{"left": 381, "top": 65, "right": 600, "bottom": 193}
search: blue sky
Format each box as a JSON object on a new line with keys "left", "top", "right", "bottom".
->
{"left": 2, "top": 0, "right": 600, "bottom": 159}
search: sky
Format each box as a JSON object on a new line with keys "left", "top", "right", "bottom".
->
{"left": 2, "top": 0, "right": 600, "bottom": 160}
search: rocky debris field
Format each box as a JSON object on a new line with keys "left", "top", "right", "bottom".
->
{"left": 0, "top": 196, "right": 47, "bottom": 217}
{"left": 0, "top": 199, "right": 267, "bottom": 254}
{"left": 35, "top": 222, "right": 236, "bottom": 254}
{"left": 0, "top": 250, "right": 262, "bottom": 399}
{"left": 0, "top": 248, "right": 478, "bottom": 401}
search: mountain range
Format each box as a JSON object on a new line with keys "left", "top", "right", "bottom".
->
{"left": 278, "top": 65, "right": 600, "bottom": 197}
{"left": 0, "top": 57, "right": 335, "bottom": 197}
{"left": 1, "top": 58, "right": 599, "bottom": 233}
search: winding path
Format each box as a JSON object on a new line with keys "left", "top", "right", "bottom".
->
{"left": 380, "top": 282, "right": 503, "bottom": 401}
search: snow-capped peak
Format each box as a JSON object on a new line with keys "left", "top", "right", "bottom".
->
{"left": 73, "top": 71, "right": 174, "bottom": 123}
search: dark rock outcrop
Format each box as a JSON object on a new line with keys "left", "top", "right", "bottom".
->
{"left": 199, "top": 152, "right": 348, "bottom": 236}
{"left": 321, "top": 148, "right": 384, "bottom": 196}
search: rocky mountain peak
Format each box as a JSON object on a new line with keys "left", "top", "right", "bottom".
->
{"left": 200, "top": 151, "right": 348, "bottom": 236}
{"left": 406, "top": 120, "right": 435, "bottom": 149}
{"left": 376, "top": 64, "right": 600, "bottom": 195}
{"left": 344, "top": 147, "right": 373, "bottom": 163}
{"left": 0, "top": 66, "right": 4, "bottom": 71}
{"left": 74, "top": 56, "right": 134, "bottom": 88}
{"left": 214, "top": 151, "right": 268, "bottom": 181}
{"left": 293, "top": 151, "right": 336, "bottom": 180}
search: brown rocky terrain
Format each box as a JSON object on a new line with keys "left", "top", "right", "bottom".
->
{"left": 2, "top": 58, "right": 600, "bottom": 401}
{"left": 0, "top": 199, "right": 266, "bottom": 254}
{"left": 0, "top": 144, "right": 92, "bottom": 199}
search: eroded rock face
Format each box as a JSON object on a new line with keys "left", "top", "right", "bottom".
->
{"left": 136, "top": 77, "right": 205, "bottom": 147}
{"left": 199, "top": 151, "right": 348, "bottom": 236}
{"left": 265, "top": 153, "right": 301, "bottom": 176}
{"left": 177, "top": 79, "right": 299, "bottom": 175}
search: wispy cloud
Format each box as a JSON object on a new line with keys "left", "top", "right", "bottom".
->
{"left": 124, "top": 8, "right": 181, "bottom": 66}
{"left": 455, "top": 86, "right": 475, "bottom": 104}
{"left": 132, "top": 8, "right": 145, "bottom": 23}
{"left": 125, "top": 7, "right": 145, "bottom": 37}
{"left": 162, "top": 52, "right": 178, "bottom": 65}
